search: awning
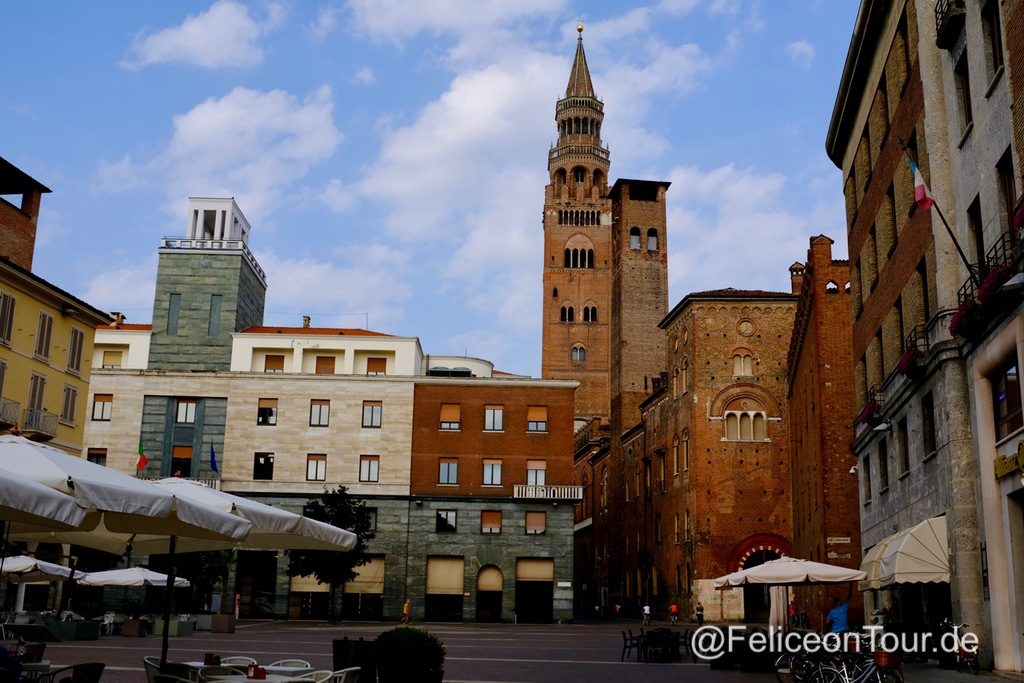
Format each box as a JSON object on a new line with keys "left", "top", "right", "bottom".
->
{"left": 878, "top": 516, "right": 949, "bottom": 587}
{"left": 858, "top": 538, "right": 893, "bottom": 591}
{"left": 345, "top": 556, "right": 385, "bottom": 594}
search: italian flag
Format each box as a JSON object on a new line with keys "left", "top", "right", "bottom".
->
{"left": 909, "top": 159, "right": 935, "bottom": 210}
{"left": 136, "top": 441, "right": 148, "bottom": 470}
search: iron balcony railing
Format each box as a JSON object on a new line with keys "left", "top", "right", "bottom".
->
{"left": 139, "top": 476, "right": 221, "bottom": 490}
{"left": 22, "top": 409, "right": 58, "bottom": 439}
{"left": 0, "top": 397, "right": 19, "bottom": 428}
{"left": 957, "top": 231, "right": 1024, "bottom": 306}
{"left": 935, "top": 0, "right": 966, "bottom": 49}
{"left": 513, "top": 484, "right": 583, "bottom": 501}
{"left": 160, "top": 237, "right": 266, "bottom": 284}
{"left": 904, "top": 322, "right": 929, "bottom": 356}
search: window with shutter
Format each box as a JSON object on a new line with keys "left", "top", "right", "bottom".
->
{"left": 439, "top": 403, "right": 461, "bottom": 430}
{"left": 366, "top": 357, "right": 387, "bottom": 375}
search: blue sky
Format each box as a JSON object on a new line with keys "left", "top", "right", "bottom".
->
{"left": 3, "top": 0, "right": 858, "bottom": 376}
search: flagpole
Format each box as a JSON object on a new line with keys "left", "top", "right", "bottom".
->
{"left": 898, "top": 139, "right": 980, "bottom": 288}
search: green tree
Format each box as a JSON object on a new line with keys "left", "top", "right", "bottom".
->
{"left": 287, "top": 486, "right": 375, "bottom": 621}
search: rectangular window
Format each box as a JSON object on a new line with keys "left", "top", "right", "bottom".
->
{"left": 172, "top": 445, "right": 193, "bottom": 478}
{"left": 92, "top": 393, "right": 113, "bottom": 421}
{"left": 997, "top": 148, "right": 1017, "bottom": 234}
{"left": 993, "top": 359, "right": 1023, "bottom": 440}
{"left": 67, "top": 328, "right": 85, "bottom": 374}
{"left": 208, "top": 294, "right": 222, "bottom": 336}
{"left": 257, "top": 398, "right": 278, "bottom": 426}
{"left": 525, "top": 511, "right": 547, "bottom": 535}
{"left": 0, "top": 291, "right": 14, "bottom": 345}
{"left": 359, "top": 455, "right": 380, "bottom": 482}
{"left": 983, "top": 1, "right": 1004, "bottom": 76}
{"left": 264, "top": 354, "right": 285, "bottom": 372}
{"left": 439, "top": 403, "right": 461, "bottom": 431}
{"left": 86, "top": 448, "right": 107, "bottom": 466}
{"left": 253, "top": 452, "right": 274, "bottom": 480}
{"left": 682, "top": 437, "right": 690, "bottom": 470}
{"left": 968, "top": 196, "right": 985, "bottom": 269}
{"left": 674, "top": 513, "right": 680, "bottom": 544}
{"left": 359, "top": 507, "right": 377, "bottom": 531}
{"left": 366, "top": 357, "right": 387, "bottom": 375}
{"left": 306, "top": 453, "right": 327, "bottom": 482}
{"left": 527, "top": 406, "right": 548, "bottom": 432}
{"left": 878, "top": 440, "right": 889, "bottom": 492}
{"left": 922, "top": 392, "right": 937, "bottom": 456}
{"left": 484, "top": 405, "right": 504, "bottom": 431}
{"left": 101, "top": 350, "right": 123, "bottom": 369}
{"left": 954, "top": 52, "right": 973, "bottom": 131}
{"left": 60, "top": 385, "right": 78, "bottom": 425}
{"left": 897, "top": 417, "right": 910, "bottom": 476}
{"left": 310, "top": 399, "right": 330, "bottom": 427}
{"left": 862, "top": 455, "right": 872, "bottom": 503}
{"left": 176, "top": 399, "right": 197, "bottom": 424}
{"left": 483, "top": 459, "right": 502, "bottom": 486}
{"left": 0, "top": 359, "right": 6, "bottom": 398}
{"left": 35, "top": 311, "right": 53, "bottom": 359}
{"left": 167, "top": 293, "right": 181, "bottom": 336}
{"left": 362, "top": 400, "right": 382, "bottom": 428}
{"left": 438, "top": 458, "right": 458, "bottom": 485}
{"left": 436, "top": 509, "right": 457, "bottom": 533}
{"left": 481, "top": 510, "right": 501, "bottom": 534}
{"left": 27, "top": 373, "right": 45, "bottom": 411}
{"left": 315, "top": 356, "right": 335, "bottom": 375}
{"left": 526, "top": 460, "right": 547, "bottom": 486}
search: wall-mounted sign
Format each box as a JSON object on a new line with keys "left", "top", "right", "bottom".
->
{"left": 557, "top": 581, "right": 572, "bottom": 588}
{"left": 827, "top": 536, "right": 851, "bottom": 545}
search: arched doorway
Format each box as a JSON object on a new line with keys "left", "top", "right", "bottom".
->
{"left": 742, "top": 549, "right": 780, "bottom": 623}
{"left": 476, "top": 566, "right": 503, "bottom": 623}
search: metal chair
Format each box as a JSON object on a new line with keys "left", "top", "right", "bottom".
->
{"left": 293, "top": 672, "right": 332, "bottom": 683}
{"left": 269, "top": 659, "right": 311, "bottom": 668}
{"left": 154, "top": 676, "right": 195, "bottom": 683}
{"left": 198, "top": 665, "right": 246, "bottom": 681}
{"left": 331, "top": 668, "right": 360, "bottom": 683}
{"left": 38, "top": 662, "right": 105, "bottom": 683}
{"left": 219, "top": 656, "right": 257, "bottom": 667}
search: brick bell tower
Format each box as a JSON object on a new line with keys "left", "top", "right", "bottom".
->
{"left": 541, "top": 25, "right": 613, "bottom": 422}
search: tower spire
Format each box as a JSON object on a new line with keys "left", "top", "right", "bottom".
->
{"left": 565, "top": 23, "right": 596, "bottom": 98}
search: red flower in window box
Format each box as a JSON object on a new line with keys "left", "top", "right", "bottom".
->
{"left": 857, "top": 402, "right": 881, "bottom": 425}
{"left": 948, "top": 299, "right": 985, "bottom": 340}
{"left": 895, "top": 347, "right": 923, "bottom": 376}
{"left": 976, "top": 266, "right": 1015, "bottom": 304}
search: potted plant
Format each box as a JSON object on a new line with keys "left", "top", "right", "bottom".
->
{"left": 856, "top": 402, "right": 881, "bottom": 426}
{"left": 375, "top": 626, "right": 446, "bottom": 683}
{"left": 895, "top": 347, "right": 923, "bottom": 377}
{"left": 949, "top": 299, "right": 985, "bottom": 340}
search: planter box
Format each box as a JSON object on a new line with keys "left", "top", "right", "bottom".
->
{"left": 46, "top": 619, "right": 100, "bottom": 641}
{"left": 152, "top": 619, "right": 195, "bottom": 637}
{"left": 122, "top": 620, "right": 148, "bottom": 637}
{"left": 211, "top": 614, "right": 236, "bottom": 633}
{"left": 193, "top": 614, "right": 213, "bottom": 631}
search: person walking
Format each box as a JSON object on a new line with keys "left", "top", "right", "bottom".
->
{"left": 401, "top": 598, "right": 411, "bottom": 624}
{"left": 669, "top": 601, "right": 679, "bottom": 625}
{"left": 642, "top": 603, "right": 651, "bottom": 625}
{"left": 825, "top": 595, "right": 849, "bottom": 634}
{"left": 696, "top": 601, "right": 705, "bottom": 626}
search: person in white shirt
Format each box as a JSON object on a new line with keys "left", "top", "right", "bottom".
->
{"left": 642, "top": 603, "right": 651, "bottom": 625}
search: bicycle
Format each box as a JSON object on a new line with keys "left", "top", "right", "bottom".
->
{"left": 941, "top": 620, "right": 980, "bottom": 674}
{"left": 817, "top": 651, "right": 903, "bottom": 683}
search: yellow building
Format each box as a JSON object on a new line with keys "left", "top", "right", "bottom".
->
{"left": 0, "top": 191, "right": 110, "bottom": 453}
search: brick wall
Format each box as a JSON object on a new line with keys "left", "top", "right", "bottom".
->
{"left": 0, "top": 194, "right": 40, "bottom": 271}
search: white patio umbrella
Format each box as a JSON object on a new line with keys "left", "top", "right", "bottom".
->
{"left": 80, "top": 567, "right": 190, "bottom": 588}
{"left": 712, "top": 557, "right": 866, "bottom": 630}
{"left": 0, "top": 435, "right": 251, "bottom": 554}
{"left": 151, "top": 478, "right": 357, "bottom": 551}
{"left": 0, "top": 555, "right": 86, "bottom": 582}
{"left": 0, "top": 467, "right": 86, "bottom": 530}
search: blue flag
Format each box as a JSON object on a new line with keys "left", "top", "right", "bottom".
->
{"left": 210, "top": 443, "right": 219, "bottom": 473}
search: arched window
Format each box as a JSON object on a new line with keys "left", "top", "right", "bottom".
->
{"left": 673, "top": 367, "right": 679, "bottom": 397}
{"left": 723, "top": 409, "right": 768, "bottom": 441}
{"left": 682, "top": 361, "right": 689, "bottom": 392}
{"left": 733, "top": 353, "right": 753, "bottom": 376}
{"left": 567, "top": 306, "right": 575, "bottom": 322}
{"left": 672, "top": 435, "right": 679, "bottom": 474}
{"left": 573, "top": 167, "right": 586, "bottom": 183}
{"left": 826, "top": 280, "right": 840, "bottom": 293}
{"left": 629, "top": 227, "right": 641, "bottom": 249}
{"left": 552, "top": 287, "right": 558, "bottom": 298}
{"left": 571, "top": 344, "right": 586, "bottom": 362}
{"left": 682, "top": 431, "right": 690, "bottom": 470}
{"left": 647, "top": 228, "right": 658, "bottom": 251}
{"left": 560, "top": 306, "right": 568, "bottom": 322}
{"left": 587, "top": 249, "right": 595, "bottom": 268}
{"left": 564, "top": 249, "right": 571, "bottom": 267}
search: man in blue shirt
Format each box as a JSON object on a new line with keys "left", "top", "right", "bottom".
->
{"left": 826, "top": 596, "right": 850, "bottom": 633}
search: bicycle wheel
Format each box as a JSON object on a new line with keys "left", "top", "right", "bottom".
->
{"left": 877, "top": 669, "right": 903, "bottom": 683}
{"left": 812, "top": 666, "right": 848, "bottom": 683}
{"left": 966, "top": 653, "right": 979, "bottom": 675}
{"left": 775, "top": 653, "right": 795, "bottom": 683}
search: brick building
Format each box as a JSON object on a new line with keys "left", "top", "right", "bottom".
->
{"left": 827, "top": 0, "right": 986, "bottom": 656}
{"left": 84, "top": 196, "right": 580, "bottom": 623}
{"left": 0, "top": 156, "right": 49, "bottom": 272}
{"left": 786, "top": 235, "right": 861, "bottom": 628}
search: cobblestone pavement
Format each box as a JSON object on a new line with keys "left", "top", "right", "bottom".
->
{"left": 38, "top": 620, "right": 1010, "bottom": 683}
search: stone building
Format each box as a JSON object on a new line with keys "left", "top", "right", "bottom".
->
{"left": 786, "top": 235, "right": 861, "bottom": 627}
{"left": 84, "top": 196, "right": 579, "bottom": 623}
{"left": 827, "top": 0, "right": 986, "bottom": 657}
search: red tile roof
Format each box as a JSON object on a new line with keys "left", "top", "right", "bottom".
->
{"left": 242, "top": 326, "right": 393, "bottom": 337}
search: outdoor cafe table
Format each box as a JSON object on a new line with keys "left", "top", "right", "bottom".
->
{"left": 184, "top": 662, "right": 313, "bottom": 677}
{"left": 200, "top": 675, "right": 300, "bottom": 682}
{"left": 21, "top": 661, "right": 50, "bottom": 680}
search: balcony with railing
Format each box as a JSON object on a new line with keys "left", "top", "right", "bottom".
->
{"left": 0, "top": 397, "right": 19, "bottom": 430}
{"left": 952, "top": 229, "right": 1024, "bottom": 342}
{"left": 160, "top": 237, "right": 266, "bottom": 284}
{"left": 855, "top": 385, "right": 885, "bottom": 428}
{"left": 935, "top": 0, "right": 966, "bottom": 50}
{"left": 513, "top": 484, "right": 583, "bottom": 501}
{"left": 21, "top": 409, "right": 58, "bottom": 441}
{"left": 139, "top": 476, "right": 221, "bottom": 490}
{"left": 548, "top": 143, "right": 610, "bottom": 163}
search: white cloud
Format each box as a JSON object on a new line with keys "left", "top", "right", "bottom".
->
{"left": 353, "top": 66, "right": 375, "bottom": 84}
{"left": 664, "top": 163, "right": 828, "bottom": 299}
{"left": 320, "top": 179, "right": 356, "bottom": 212}
{"left": 124, "top": 1, "right": 284, "bottom": 69}
{"left": 786, "top": 40, "right": 816, "bottom": 68}
{"left": 309, "top": 7, "right": 340, "bottom": 43}
{"left": 657, "top": 0, "right": 699, "bottom": 14}
{"left": 96, "top": 86, "right": 343, "bottom": 223}
{"left": 82, "top": 256, "right": 158, "bottom": 317}
{"left": 257, "top": 249, "right": 411, "bottom": 329}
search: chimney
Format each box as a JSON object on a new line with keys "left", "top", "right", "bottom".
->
{"left": 302, "top": 315, "right": 311, "bottom": 328}
{"left": 789, "top": 263, "right": 806, "bottom": 295}
{"left": 109, "top": 312, "right": 125, "bottom": 327}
